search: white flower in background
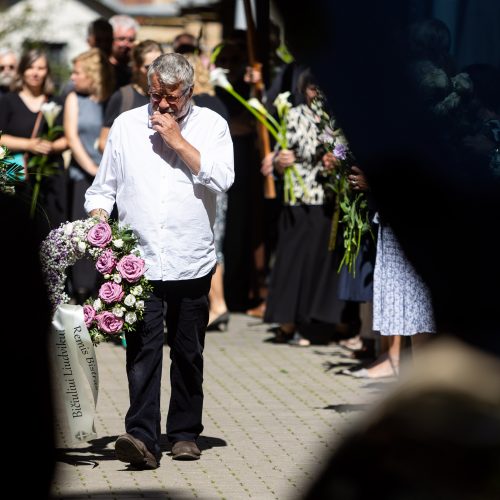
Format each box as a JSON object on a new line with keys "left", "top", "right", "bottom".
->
{"left": 0, "top": 146, "right": 6, "bottom": 160}
{"left": 112, "top": 305, "right": 124, "bottom": 317}
{"left": 210, "top": 67, "right": 233, "bottom": 91}
{"left": 131, "top": 285, "right": 143, "bottom": 296}
{"left": 113, "top": 238, "right": 124, "bottom": 249}
{"left": 124, "top": 294, "right": 136, "bottom": 307}
{"left": 93, "top": 298, "right": 103, "bottom": 311}
{"left": 247, "top": 98, "right": 267, "bottom": 115}
{"left": 63, "top": 222, "right": 73, "bottom": 236}
{"left": 40, "top": 101, "right": 62, "bottom": 129}
{"left": 135, "top": 300, "right": 144, "bottom": 310}
{"left": 113, "top": 273, "right": 122, "bottom": 283}
{"left": 125, "top": 311, "right": 137, "bottom": 324}
{"left": 78, "top": 241, "right": 87, "bottom": 252}
{"left": 273, "top": 92, "right": 292, "bottom": 117}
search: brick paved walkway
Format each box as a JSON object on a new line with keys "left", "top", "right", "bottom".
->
{"left": 50, "top": 313, "right": 394, "bottom": 499}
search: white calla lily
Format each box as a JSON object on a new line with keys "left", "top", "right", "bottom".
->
{"left": 40, "top": 101, "right": 62, "bottom": 129}
{"left": 209, "top": 67, "right": 233, "bottom": 91}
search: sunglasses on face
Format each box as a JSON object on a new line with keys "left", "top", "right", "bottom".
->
{"left": 114, "top": 36, "right": 136, "bottom": 43}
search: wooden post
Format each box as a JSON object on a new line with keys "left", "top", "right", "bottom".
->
{"left": 243, "top": 0, "right": 276, "bottom": 199}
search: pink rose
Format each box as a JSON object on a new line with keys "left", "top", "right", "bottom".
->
{"left": 83, "top": 305, "right": 96, "bottom": 327}
{"left": 87, "top": 222, "right": 112, "bottom": 248}
{"left": 96, "top": 249, "right": 117, "bottom": 274}
{"left": 116, "top": 254, "right": 145, "bottom": 283}
{"left": 95, "top": 311, "right": 124, "bottom": 334}
{"left": 98, "top": 282, "right": 125, "bottom": 304}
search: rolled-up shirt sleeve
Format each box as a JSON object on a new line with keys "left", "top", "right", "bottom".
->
{"left": 192, "top": 117, "right": 234, "bottom": 193}
{"left": 84, "top": 125, "right": 119, "bottom": 215}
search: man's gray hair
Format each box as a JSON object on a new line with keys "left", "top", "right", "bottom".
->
{"left": 147, "top": 53, "right": 194, "bottom": 91}
{"left": 109, "top": 14, "right": 139, "bottom": 33}
{"left": 0, "top": 48, "right": 17, "bottom": 59}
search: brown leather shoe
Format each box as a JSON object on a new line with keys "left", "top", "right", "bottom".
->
{"left": 115, "top": 433, "right": 159, "bottom": 469}
{"left": 171, "top": 440, "right": 201, "bottom": 460}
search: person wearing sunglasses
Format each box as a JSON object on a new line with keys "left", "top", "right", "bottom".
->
{"left": 0, "top": 48, "right": 17, "bottom": 96}
{"left": 85, "top": 53, "right": 234, "bottom": 468}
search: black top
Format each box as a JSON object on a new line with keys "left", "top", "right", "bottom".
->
{"left": 103, "top": 84, "right": 149, "bottom": 128}
{"left": 0, "top": 92, "right": 64, "bottom": 141}
{"left": 193, "top": 93, "right": 229, "bottom": 122}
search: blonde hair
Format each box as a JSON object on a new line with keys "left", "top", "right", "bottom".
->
{"left": 72, "top": 48, "right": 115, "bottom": 102}
{"left": 183, "top": 53, "right": 214, "bottom": 96}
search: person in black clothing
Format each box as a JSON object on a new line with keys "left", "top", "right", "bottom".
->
{"left": 0, "top": 48, "right": 67, "bottom": 234}
{"left": 98, "top": 40, "right": 163, "bottom": 152}
{"left": 109, "top": 14, "right": 139, "bottom": 90}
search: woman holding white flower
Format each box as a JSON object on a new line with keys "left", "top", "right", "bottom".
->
{"left": 0, "top": 48, "right": 68, "bottom": 232}
{"left": 261, "top": 69, "right": 345, "bottom": 346}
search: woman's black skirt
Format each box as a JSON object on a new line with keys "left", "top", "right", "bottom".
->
{"left": 264, "top": 204, "right": 345, "bottom": 326}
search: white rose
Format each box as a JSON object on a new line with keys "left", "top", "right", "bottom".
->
{"left": 124, "top": 294, "right": 136, "bottom": 307}
{"left": 93, "top": 298, "right": 103, "bottom": 311}
{"left": 113, "top": 239, "right": 124, "bottom": 249}
{"left": 113, "top": 273, "right": 122, "bottom": 283}
{"left": 131, "top": 285, "right": 143, "bottom": 296}
{"left": 125, "top": 311, "right": 137, "bottom": 324}
{"left": 135, "top": 300, "right": 144, "bottom": 310}
{"left": 112, "top": 305, "right": 124, "bottom": 317}
{"left": 78, "top": 241, "right": 87, "bottom": 252}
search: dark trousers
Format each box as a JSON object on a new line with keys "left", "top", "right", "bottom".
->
{"left": 124, "top": 271, "right": 212, "bottom": 459}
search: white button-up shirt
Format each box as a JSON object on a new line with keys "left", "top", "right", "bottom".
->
{"left": 84, "top": 103, "right": 234, "bottom": 281}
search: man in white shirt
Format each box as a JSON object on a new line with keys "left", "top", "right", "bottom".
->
{"left": 85, "top": 53, "right": 234, "bottom": 468}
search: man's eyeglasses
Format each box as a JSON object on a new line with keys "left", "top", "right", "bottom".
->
{"left": 148, "top": 86, "right": 191, "bottom": 104}
{"left": 0, "top": 65, "right": 15, "bottom": 71}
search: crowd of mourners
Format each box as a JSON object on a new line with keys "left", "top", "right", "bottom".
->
{"left": 1, "top": 15, "right": 499, "bottom": 379}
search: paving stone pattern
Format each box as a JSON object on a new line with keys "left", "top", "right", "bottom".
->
{"left": 51, "top": 313, "right": 394, "bottom": 499}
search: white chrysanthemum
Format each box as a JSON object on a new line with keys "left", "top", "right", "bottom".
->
{"left": 112, "top": 305, "right": 124, "bottom": 317}
{"left": 135, "top": 300, "right": 144, "bottom": 310}
{"left": 113, "top": 273, "right": 122, "bottom": 283}
{"left": 63, "top": 222, "right": 74, "bottom": 236}
{"left": 113, "top": 239, "right": 124, "bottom": 249}
{"left": 124, "top": 294, "right": 136, "bottom": 307}
{"left": 210, "top": 67, "right": 233, "bottom": 91}
{"left": 125, "top": 311, "right": 137, "bottom": 324}
{"left": 131, "top": 285, "right": 143, "bottom": 296}
{"left": 93, "top": 298, "right": 103, "bottom": 311}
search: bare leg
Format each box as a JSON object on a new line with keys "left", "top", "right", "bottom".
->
{"left": 360, "top": 335, "right": 401, "bottom": 378}
{"left": 208, "top": 264, "right": 228, "bottom": 324}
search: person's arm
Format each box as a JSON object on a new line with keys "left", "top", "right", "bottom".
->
{"left": 98, "top": 90, "right": 121, "bottom": 153}
{"left": 150, "top": 110, "right": 234, "bottom": 193}
{"left": 98, "top": 127, "right": 110, "bottom": 153}
{"left": 63, "top": 91, "right": 99, "bottom": 176}
{"left": 84, "top": 120, "right": 119, "bottom": 217}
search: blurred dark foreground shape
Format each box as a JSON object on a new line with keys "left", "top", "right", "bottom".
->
{"left": 303, "top": 336, "right": 500, "bottom": 499}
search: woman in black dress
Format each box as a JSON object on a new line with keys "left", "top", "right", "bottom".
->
{"left": 0, "top": 49, "right": 67, "bottom": 234}
{"left": 262, "top": 70, "right": 345, "bottom": 346}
